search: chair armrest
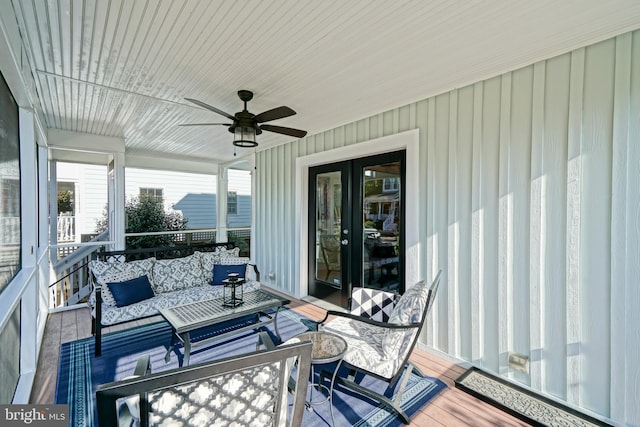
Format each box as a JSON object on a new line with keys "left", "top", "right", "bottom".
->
{"left": 317, "top": 310, "right": 421, "bottom": 330}
{"left": 257, "top": 331, "right": 277, "bottom": 350}
{"left": 248, "top": 263, "right": 260, "bottom": 282}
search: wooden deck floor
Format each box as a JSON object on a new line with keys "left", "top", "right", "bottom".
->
{"left": 31, "top": 297, "right": 529, "bottom": 426}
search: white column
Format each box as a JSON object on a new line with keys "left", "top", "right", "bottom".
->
{"left": 49, "top": 160, "right": 58, "bottom": 256}
{"left": 216, "top": 164, "right": 228, "bottom": 243}
{"left": 108, "top": 152, "right": 126, "bottom": 250}
{"left": 249, "top": 153, "right": 257, "bottom": 261}
{"left": 15, "top": 108, "right": 37, "bottom": 402}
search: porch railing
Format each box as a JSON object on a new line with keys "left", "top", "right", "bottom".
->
{"left": 49, "top": 227, "right": 251, "bottom": 309}
{"left": 49, "top": 231, "right": 111, "bottom": 309}
{"left": 56, "top": 214, "right": 75, "bottom": 242}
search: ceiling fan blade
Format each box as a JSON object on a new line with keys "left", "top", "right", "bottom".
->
{"left": 184, "top": 98, "right": 236, "bottom": 121}
{"left": 254, "top": 106, "right": 296, "bottom": 123}
{"left": 178, "top": 123, "right": 231, "bottom": 127}
{"left": 261, "top": 124, "right": 307, "bottom": 138}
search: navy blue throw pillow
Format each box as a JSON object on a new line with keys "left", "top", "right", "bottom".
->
{"left": 106, "top": 275, "right": 155, "bottom": 307}
{"left": 212, "top": 264, "right": 247, "bottom": 285}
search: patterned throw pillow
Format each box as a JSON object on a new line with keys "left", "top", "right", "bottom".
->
{"left": 214, "top": 246, "right": 241, "bottom": 258}
{"left": 152, "top": 253, "right": 205, "bottom": 294}
{"left": 381, "top": 279, "right": 431, "bottom": 359}
{"left": 349, "top": 288, "right": 398, "bottom": 322}
{"left": 196, "top": 251, "right": 223, "bottom": 284}
{"left": 89, "top": 258, "right": 156, "bottom": 307}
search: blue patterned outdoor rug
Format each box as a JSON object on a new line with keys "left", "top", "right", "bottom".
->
{"left": 56, "top": 308, "right": 446, "bottom": 426}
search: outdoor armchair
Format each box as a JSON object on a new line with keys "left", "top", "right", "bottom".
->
{"left": 96, "top": 340, "right": 313, "bottom": 427}
{"left": 315, "top": 270, "right": 443, "bottom": 424}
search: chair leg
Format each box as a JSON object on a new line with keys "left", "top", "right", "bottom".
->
{"left": 333, "top": 373, "right": 412, "bottom": 425}
{"left": 95, "top": 320, "right": 102, "bottom": 357}
{"left": 393, "top": 362, "right": 418, "bottom": 406}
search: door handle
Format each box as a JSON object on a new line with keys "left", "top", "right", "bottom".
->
{"left": 341, "top": 239, "right": 349, "bottom": 245}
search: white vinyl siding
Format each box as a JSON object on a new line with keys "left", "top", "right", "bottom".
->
{"left": 82, "top": 165, "right": 107, "bottom": 235}
{"left": 254, "top": 30, "right": 640, "bottom": 425}
{"left": 56, "top": 163, "right": 108, "bottom": 237}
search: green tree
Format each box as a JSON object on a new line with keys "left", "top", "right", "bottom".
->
{"left": 57, "top": 190, "right": 73, "bottom": 213}
{"left": 364, "top": 179, "right": 383, "bottom": 197}
{"left": 95, "top": 194, "right": 188, "bottom": 249}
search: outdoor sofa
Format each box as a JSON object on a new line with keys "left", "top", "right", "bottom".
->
{"left": 88, "top": 242, "right": 260, "bottom": 356}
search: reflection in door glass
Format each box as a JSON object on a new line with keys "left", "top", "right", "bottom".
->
{"left": 315, "top": 171, "right": 342, "bottom": 287}
{"left": 362, "top": 162, "right": 400, "bottom": 292}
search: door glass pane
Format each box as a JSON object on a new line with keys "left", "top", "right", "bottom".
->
{"left": 315, "top": 171, "right": 342, "bottom": 287}
{"left": 362, "top": 162, "right": 400, "bottom": 291}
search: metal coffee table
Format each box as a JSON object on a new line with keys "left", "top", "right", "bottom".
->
{"left": 160, "top": 289, "right": 290, "bottom": 366}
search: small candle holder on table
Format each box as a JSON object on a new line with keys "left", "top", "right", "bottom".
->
{"left": 222, "top": 273, "right": 244, "bottom": 307}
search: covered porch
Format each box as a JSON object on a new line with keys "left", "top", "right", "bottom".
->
{"left": 32, "top": 295, "right": 530, "bottom": 426}
{"left": 1, "top": 1, "right": 639, "bottom": 426}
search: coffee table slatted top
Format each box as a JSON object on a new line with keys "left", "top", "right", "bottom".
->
{"left": 161, "top": 289, "right": 290, "bottom": 334}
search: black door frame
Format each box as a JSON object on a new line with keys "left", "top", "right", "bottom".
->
{"left": 307, "top": 161, "right": 352, "bottom": 307}
{"left": 308, "top": 150, "right": 406, "bottom": 308}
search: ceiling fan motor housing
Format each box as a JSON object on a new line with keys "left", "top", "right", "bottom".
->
{"left": 237, "top": 90, "right": 254, "bottom": 102}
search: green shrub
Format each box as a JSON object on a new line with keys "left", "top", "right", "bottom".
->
{"left": 95, "top": 194, "right": 188, "bottom": 249}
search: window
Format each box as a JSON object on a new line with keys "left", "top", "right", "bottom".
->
{"left": 227, "top": 191, "right": 237, "bottom": 215}
{"left": 382, "top": 177, "right": 399, "bottom": 192}
{"left": 140, "top": 187, "right": 163, "bottom": 204}
{"left": 0, "top": 71, "right": 21, "bottom": 295}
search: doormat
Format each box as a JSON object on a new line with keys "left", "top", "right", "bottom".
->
{"left": 455, "top": 367, "right": 611, "bottom": 427}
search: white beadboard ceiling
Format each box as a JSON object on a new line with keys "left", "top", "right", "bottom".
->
{"left": 6, "top": 0, "right": 640, "bottom": 164}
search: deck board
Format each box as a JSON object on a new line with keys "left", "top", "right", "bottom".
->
{"left": 31, "top": 296, "right": 526, "bottom": 426}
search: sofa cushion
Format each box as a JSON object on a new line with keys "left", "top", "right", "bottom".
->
{"left": 107, "top": 275, "right": 155, "bottom": 307}
{"left": 90, "top": 258, "right": 156, "bottom": 307}
{"left": 152, "top": 253, "right": 205, "bottom": 294}
{"left": 212, "top": 264, "right": 247, "bottom": 285}
{"left": 94, "top": 281, "right": 261, "bottom": 326}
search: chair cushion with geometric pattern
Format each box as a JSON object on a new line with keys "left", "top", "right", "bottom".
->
{"left": 349, "top": 287, "right": 398, "bottom": 322}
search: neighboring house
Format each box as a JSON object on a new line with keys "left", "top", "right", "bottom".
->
{"left": 55, "top": 163, "right": 108, "bottom": 241}
{"left": 55, "top": 163, "right": 251, "bottom": 241}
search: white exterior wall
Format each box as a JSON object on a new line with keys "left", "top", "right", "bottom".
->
{"left": 56, "top": 162, "right": 108, "bottom": 236}
{"left": 254, "top": 31, "right": 640, "bottom": 425}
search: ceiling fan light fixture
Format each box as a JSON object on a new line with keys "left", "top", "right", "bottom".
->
{"left": 233, "top": 126, "right": 258, "bottom": 147}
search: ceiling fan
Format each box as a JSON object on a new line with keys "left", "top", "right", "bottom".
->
{"left": 181, "top": 90, "right": 307, "bottom": 147}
